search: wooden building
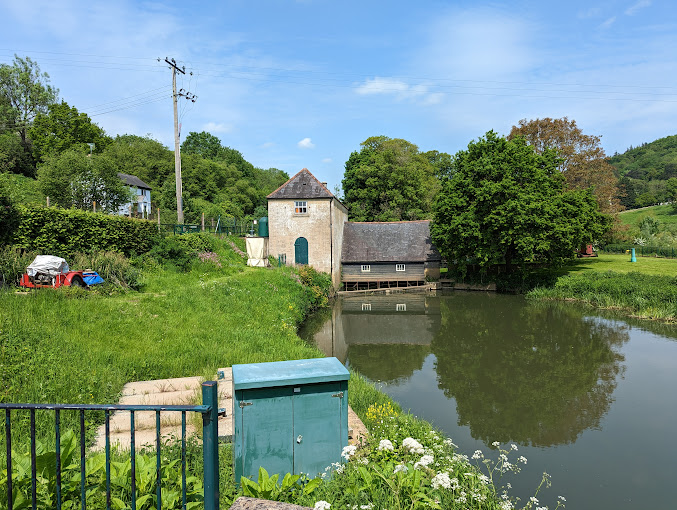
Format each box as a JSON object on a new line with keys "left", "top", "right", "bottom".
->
{"left": 341, "top": 221, "right": 441, "bottom": 291}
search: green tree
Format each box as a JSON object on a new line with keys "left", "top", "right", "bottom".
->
{"left": 181, "top": 131, "right": 224, "bottom": 160}
{"left": 432, "top": 131, "right": 610, "bottom": 275}
{"left": 509, "top": 117, "right": 622, "bottom": 213}
{"left": 0, "top": 132, "right": 34, "bottom": 176}
{"left": 102, "top": 135, "right": 174, "bottom": 189}
{"left": 28, "top": 101, "right": 110, "bottom": 162}
{"left": 37, "top": 149, "right": 131, "bottom": 212}
{"left": 0, "top": 56, "right": 58, "bottom": 145}
{"left": 342, "top": 136, "right": 439, "bottom": 222}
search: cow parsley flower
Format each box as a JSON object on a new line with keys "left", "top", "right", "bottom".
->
{"left": 472, "top": 449, "right": 484, "bottom": 459}
{"left": 378, "top": 439, "right": 394, "bottom": 451}
{"left": 402, "top": 437, "right": 424, "bottom": 454}
{"left": 414, "top": 455, "right": 434, "bottom": 469}
{"left": 341, "top": 445, "right": 357, "bottom": 460}
{"left": 394, "top": 463, "right": 408, "bottom": 474}
{"left": 519, "top": 456, "right": 528, "bottom": 464}
{"left": 431, "top": 472, "right": 452, "bottom": 490}
{"left": 314, "top": 501, "right": 331, "bottom": 510}
{"left": 492, "top": 441, "right": 501, "bottom": 447}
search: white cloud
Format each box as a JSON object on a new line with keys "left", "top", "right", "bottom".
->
{"left": 354, "top": 77, "right": 442, "bottom": 104}
{"left": 203, "top": 122, "right": 233, "bottom": 133}
{"left": 600, "top": 16, "right": 617, "bottom": 29}
{"left": 297, "top": 137, "right": 315, "bottom": 149}
{"left": 625, "top": 0, "right": 651, "bottom": 16}
{"left": 321, "top": 158, "right": 332, "bottom": 163}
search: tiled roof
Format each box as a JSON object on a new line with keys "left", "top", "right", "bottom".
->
{"left": 267, "top": 168, "right": 333, "bottom": 199}
{"left": 341, "top": 220, "right": 441, "bottom": 263}
{"left": 118, "top": 173, "right": 152, "bottom": 190}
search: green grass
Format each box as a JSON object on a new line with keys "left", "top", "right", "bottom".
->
{"left": 560, "top": 252, "right": 677, "bottom": 277}
{"left": 529, "top": 253, "right": 677, "bottom": 321}
{"left": 618, "top": 204, "right": 677, "bottom": 228}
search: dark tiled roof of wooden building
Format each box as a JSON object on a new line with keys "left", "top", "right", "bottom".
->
{"left": 118, "top": 172, "right": 152, "bottom": 190}
{"left": 267, "top": 168, "right": 334, "bottom": 199}
{"left": 341, "top": 220, "right": 441, "bottom": 263}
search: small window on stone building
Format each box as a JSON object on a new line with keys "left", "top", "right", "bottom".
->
{"left": 361, "top": 265, "right": 371, "bottom": 272}
{"left": 396, "top": 264, "right": 406, "bottom": 272}
{"left": 396, "top": 304, "right": 407, "bottom": 312}
{"left": 294, "top": 201, "right": 307, "bottom": 214}
{"left": 362, "top": 303, "right": 371, "bottom": 311}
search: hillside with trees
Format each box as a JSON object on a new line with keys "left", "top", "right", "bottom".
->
{"left": 609, "top": 134, "right": 677, "bottom": 209}
{"left": 0, "top": 55, "right": 288, "bottom": 224}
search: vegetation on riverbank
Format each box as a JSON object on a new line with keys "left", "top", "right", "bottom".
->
{"left": 1, "top": 236, "right": 562, "bottom": 509}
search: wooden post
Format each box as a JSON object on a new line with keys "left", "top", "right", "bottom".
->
{"left": 211, "top": 217, "right": 214, "bottom": 228}
{"left": 157, "top": 208, "right": 161, "bottom": 231}
{"left": 93, "top": 201, "right": 96, "bottom": 212}
{"left": 201, "top": 212, "right": 205, "bottom": 232}
{"left": 46, "top": 196, "right": 50, "bottom": 207}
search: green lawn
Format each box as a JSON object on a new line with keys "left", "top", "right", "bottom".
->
{"left": 618, "top": 204, "right": 677, "bottom": 227}
{"left": 562, "top": 252, "right": 677, "bottom": 276}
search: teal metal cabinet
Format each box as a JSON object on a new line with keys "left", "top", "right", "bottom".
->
{"left": 232, "top": 357, "right": 350, "bottom": 482}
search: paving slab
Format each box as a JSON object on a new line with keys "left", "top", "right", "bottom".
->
{"left": 93, "top": 367, "right": 367, "bottom": 451}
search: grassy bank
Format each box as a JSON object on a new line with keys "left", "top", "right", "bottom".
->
{"left": 528, "top": 254, "right": 677, "bottom": 322}
{"left": 1, "top": 238, "right": 557, "bottom": 509}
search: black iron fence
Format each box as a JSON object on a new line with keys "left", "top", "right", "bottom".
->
{"left": 600, "top": 244, "right": 677, "bottom": 259}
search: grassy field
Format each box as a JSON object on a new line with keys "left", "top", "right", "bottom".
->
{"left": 561, "top": 252, "right": 677, "bottom": 276}
{"left": 618, "top": 204, "right": 677, "bottom": 228}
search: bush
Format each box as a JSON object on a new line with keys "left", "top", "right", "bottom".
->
{"left": 0, "top": 247, "right": 35, "bottom": 286}
{"left": 146, "top": 236, "right": 194, "bottom": 271}
{"left": 12, "top": 204, "right": 158, "bottom": 257}
{"left": 0, "top": 179, "right": 19, "bottom": 246}
{"left": 71, "top": 251, "right": 142, "bottom": 289}
{"left": 296, "top": 265, "right": 333, "bottom": 309}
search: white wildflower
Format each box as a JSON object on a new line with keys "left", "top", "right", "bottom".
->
{"left": 431, "top": 472, "right": 452, "bottom": 490}
{"left": 341, "top": 445, "right": 357, "bottom": 460}
{"left": 500, "top": 501, "right": 513, "bottom": 510}
{"left": 394, "top": 463, "right": 408, "bottom": 474}
{"left": 360, "top": 505, "right": 374, "bottom": 510}
{"left": 444, "top": 438, "right": 458, "bottom": 448}
{"left": 536, "top": 507, "right": 549, "bottom": 510}
{"left": 530, "top": 496, "right": 539, "bottom": 504}
{"left": 358, "top": 457, "right": 369, "bottom": 465}
{"left": 499, "top": 453, "right": 508, "bottom": 462}
{"left": 378, "top": 439, "right": 394, "bottom": 451}
{"left": 450, "top": 477, "right": 459, "bottom": 490}
{"left": 506, "top": 483, "right": 512, "bottom": 489}
{"left": 402, "top": 437, "right": 424, "bottom": 454}
{"left": 314, "top": 501, "right": 331, "bottom": 510}
{"left": 492, "top": 441, "right": 500, "bottom": 447}
{"left": 414, "top": 455, "right": 434, "bottom": 469}
{"left": 510, "top": 443, "right": 518, "bottom": 451}
{"left": 478, "top": 474, "right": 490, "bottom": 484}
{"left": 558, "top": 496, "right": 566, "bottom": 502}
{"left": 519, "top": 456, "right": 528, "bottom": 464}
{"left": 472, "top": 449, "right": 484, "bottom": 459}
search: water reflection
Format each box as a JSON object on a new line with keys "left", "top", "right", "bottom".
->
{"left": 431, "top": 293, "right": 628, "bottom": 447}
{"left": 301, "top": 292, "right": 628, "bottom": 447}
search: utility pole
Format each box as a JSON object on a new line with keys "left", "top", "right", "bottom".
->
{"left": 162, "top": 57, "right": 196, "bottom": 225}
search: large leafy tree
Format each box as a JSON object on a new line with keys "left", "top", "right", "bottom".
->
{"left": 342, "top": 136, "right": 441, "bottom": 221}
{"left": 0, "top": 55, "right": 58, "bottom": 143}
{"left": 509, "top": 117, "right": 621, "bottom": 213}
{"left": 37, "top": 149, "right": 131, "bottom": 212}
{"left": 28, "top": 101, "right": 110, "bottom": 162}
{"left": 432, "top": 131, "right": 610, "bottom": 275}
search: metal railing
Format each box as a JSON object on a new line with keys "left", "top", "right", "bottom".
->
{"left": 2, "top": 381, "right": 219, "bottom": 510}
{"left": 600, "top": 244, "right": 677, "bottom": 259}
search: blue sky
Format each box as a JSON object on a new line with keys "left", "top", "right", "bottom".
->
{"left": 1, "top": 0, "right": 676, "bottom": 192}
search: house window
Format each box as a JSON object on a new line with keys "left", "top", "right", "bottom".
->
{"left": 396, "top": 304, "right": 407, "bottom": 312}
{"left": 295, "top": 201, "right": 307, "bottom": 214}
{"left": 361, "top": 265, "right": 371, "bottom": 272}
{"left": 396, "top": 264, "right": 406, "bottom": 272}
{"left": 361, "top": 303, "right": 371, "bottom": 311}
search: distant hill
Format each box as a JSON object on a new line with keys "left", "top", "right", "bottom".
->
{"left": 609, "top": 135, "right": 677, "bottom": 209}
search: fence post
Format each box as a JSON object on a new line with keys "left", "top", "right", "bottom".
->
{"left": 202, "top": 381, "right": 220, "bottom": 510}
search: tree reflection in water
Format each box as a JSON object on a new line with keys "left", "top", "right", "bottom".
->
{"left": 431, "top": 293, "right": 628, "bottom": 447}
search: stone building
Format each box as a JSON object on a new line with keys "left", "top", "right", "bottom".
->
{"left": 267, "top": 168, "right": 440, "bottom": 290}
{"left": 267, "top": 169, "right": 348, "bottom": 288}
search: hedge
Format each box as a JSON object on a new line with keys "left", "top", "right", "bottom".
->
{"left": 11, "top": 204, "right": 159, "bottom": 257}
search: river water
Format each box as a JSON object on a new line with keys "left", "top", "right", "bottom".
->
{"left": 298, "top": 291, "right": 677, "bottom": 510}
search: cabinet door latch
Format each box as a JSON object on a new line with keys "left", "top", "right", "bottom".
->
{"left": 239, "top": 401, "right": 253, "bottom": 408}
{"left": 331, "top": 392, "right": 344, "bottom": 398}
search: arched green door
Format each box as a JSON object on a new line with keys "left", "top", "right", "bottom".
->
{"left": 294, "top": 237, "right": 308, "bottom": 265}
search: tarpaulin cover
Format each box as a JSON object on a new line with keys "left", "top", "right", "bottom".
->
{"left": 246, "top": 237, "right": 270, "bottom": 267}
{"left": 26, "top": 255, "right": 69, "bottom": 277}
{"left": 82, "top": 272, "right": 105, "bottom": 285}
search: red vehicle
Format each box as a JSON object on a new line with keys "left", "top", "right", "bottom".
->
{"left": 19, "top": 255, "right": 92, "bottom": 289}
